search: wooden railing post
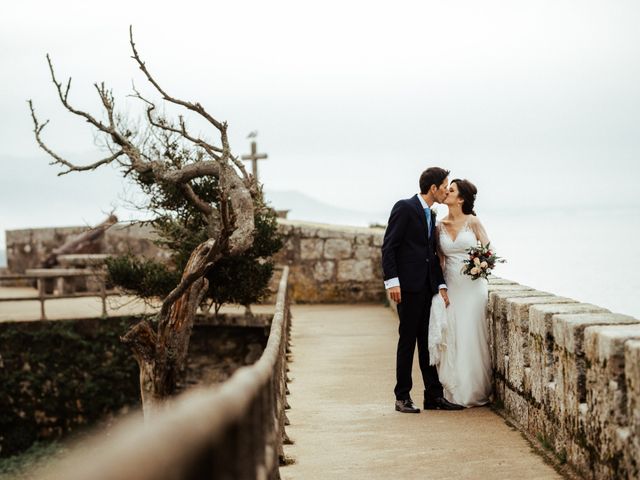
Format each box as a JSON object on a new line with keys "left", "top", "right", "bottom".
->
{"left": 100, "top": 275, "right": 107, "bottom": 317}
{"left": 37, "top": 277, "right": 46, "bottom": 320}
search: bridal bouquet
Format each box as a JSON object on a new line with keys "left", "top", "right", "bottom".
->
{"left": 462, "top": 242, "right": 505, "bottom": 280}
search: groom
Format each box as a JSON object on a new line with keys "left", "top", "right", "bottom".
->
{"left": 381, "top": 167, "right": 463, "bottom": 413}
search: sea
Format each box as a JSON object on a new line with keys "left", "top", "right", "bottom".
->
{"left": 479, "top": 205, "right": 640, "bottom": 319}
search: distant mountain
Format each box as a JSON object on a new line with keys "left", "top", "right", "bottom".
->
{"left": 264, "top": 190, "right": 387, "bottom": 227}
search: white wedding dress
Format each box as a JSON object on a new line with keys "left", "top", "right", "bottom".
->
{"left": 429, "top": 220, "right": 492, "bottom": 407}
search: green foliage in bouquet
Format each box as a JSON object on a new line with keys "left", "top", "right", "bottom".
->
{"left": 106, "top": 138, "right": 283, "bottom": 312}
{"left": 461, "top": 242, "right": 506, "bottom": 280}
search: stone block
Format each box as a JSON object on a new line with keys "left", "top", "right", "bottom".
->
{"left": 313, "top": 261, "right": 335, "bottom": 282}
{"left": 298, "top": 225, "right": 319, "bottom": 238}
{"left": 324, "top": 239, "right": 353, "bottom": 259}
{"left": 372, "top": 233, "right": 384, "bottom": 247}
{"left": 583, "top": 325, "right": 640, "bottom": 470}
{"left": 624, "top": 340, "right": 640, "bottom": 480}
{"left": 337, "top": 259, "right": 373, "bottom": 282}
{"left": 489, "top": 288, "right": 548, "bottom": 317}
{"left": 565, "top": 435, "right": 594, "bottom": 480}
{"left": 300, "top": 239, "right": 324, "bottom": 260}
{"left": 314, "top": 228, "right": 333, "bottom": 239}
{"left": 355, "top": 235, "right": 371, "bottom": 245}
{"left": 288, "top": 264, "right": 317, "bottom": 301}
{"left": 505, "top": 296, "right": 577, "bottom": 394}
{"left": 487, "top": 283, "right": 534, "bottom": 297}
{"left": 487, "top": 276, "right": 519, "bottom": 285}
{"left": 529, "top": 303, "right": 608, "bottom": 405}
{"left": 354, "top": 245, "right": 374, "bottom": 260}
{"left": 553, "top": 313, "right": 637, "bottom": 355}
{"left": 493, "top": 376, "right": 506, "bottom": 406}
{"left": 552, "top": 313, "right": 638, "bottom": 445}
{"left": 503, "top": 385, "right": 529, "bottom": 429}
{"left": 488, "top": 288, "right": 548, "bottom": 377}
{"left": 276, "top": 221, "right": 295, "bottom": 236}
{"left": 527, "top": 402, "right": 546, "bottom": 438}
{"left": 317, "top": 229, "right": 350, "bottom": 240}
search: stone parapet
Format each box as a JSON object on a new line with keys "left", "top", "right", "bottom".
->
{"left": 488, "top": 277, "right": 640, "bottom": 479}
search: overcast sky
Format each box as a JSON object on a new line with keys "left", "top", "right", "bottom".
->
{"left": 2, "top": 0, "right": 640, "bottom": 239}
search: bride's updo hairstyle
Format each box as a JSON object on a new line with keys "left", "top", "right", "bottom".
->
{"left": 451, "top": 179, "right": 478, "bottom": 216}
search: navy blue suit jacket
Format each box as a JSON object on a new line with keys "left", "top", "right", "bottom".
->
{"left": 381, "top": 195, "right": 446, "bottom": 294}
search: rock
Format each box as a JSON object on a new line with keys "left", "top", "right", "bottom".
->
{"left": 551, "top": 313, "right": 638, "bottom": 448}
{"left": 624, "top": 340, "right": 640, "bottom": 479}
{"left": 488, "top": 288, "right": 549, "bottom": 377}
{"left": 505, "top": 295, "right": 577, "bottom": 394}
{"left": 528, "top": 302, "right": 609, "bottom": 405}
{"left": 583, "top": 324, "right": 640, "bottom": 471}
{"left": 313, "top": 261, "right": 335, "bottom": 282}
{"left": 300, "top": 239, "right": 324, "bottom": 260}
{"left": 354, "top": 245, "right": 374, "bottom": 260}
{"left": 324, "top": 239, "right": 352, "bottom": 260}
{"left": 355, "top": 235, "right": 371, "bottom": 245}
{"left": 337, "top": 260, "right": 373, "bottom": 282}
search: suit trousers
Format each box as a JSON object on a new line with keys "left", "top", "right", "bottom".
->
{"left": 394, "top": 288, "right": 444, "bottom": 401}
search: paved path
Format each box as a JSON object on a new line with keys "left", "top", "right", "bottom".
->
{"left": 0, "top": 286, "right": 158, "bottom": 321}
{"left": 283, "top": 305, "right": 561, "bottom": 480}
{"left": 0, "top": 286, "right": 274, "bottom": 322}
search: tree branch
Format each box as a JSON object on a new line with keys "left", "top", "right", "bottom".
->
{"left": 129, "top": 26, "right": 226, "bottom": 134}
{"left": 179, "top": 183, "right": 214, "bottom": 215}
{"left": 28, "top": 100, "right": 125, "bottom": 175}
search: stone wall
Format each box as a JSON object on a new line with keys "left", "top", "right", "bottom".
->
{"left": 274, "top": 220, "right": 385, "bottom": 303}
{"left": 487, "top": 277, "right": 640, "bottom": 479}
{"left": 5, "top": 223, "right": 167, "bottom": 274}
{"left": 5, "top": 220, "right": 389, "bottom": 304}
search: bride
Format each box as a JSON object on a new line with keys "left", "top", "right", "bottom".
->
{"left": 430, "top": 178, "right": 492, "bottom": 407}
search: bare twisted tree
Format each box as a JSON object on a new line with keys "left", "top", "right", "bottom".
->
{"left": 29, "top": 27, "right": 260, "bottom": 417}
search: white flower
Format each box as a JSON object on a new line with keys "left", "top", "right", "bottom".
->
{"left": 470, "top": 267, "right": 480, "bottom": 275}
{"left": 430, "top": 207, "right": 438, "bottom": 217}
{"left": 480, "top": 261, "right": 488, "bottom": 269}
{"left": 473, "top": 257, "right": 481, "bottom": 266}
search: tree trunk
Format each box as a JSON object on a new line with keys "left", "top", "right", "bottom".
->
{"left": 122, "top": 240, "right": 214, "bottom": 418}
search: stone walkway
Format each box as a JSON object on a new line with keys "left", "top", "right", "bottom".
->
{"left": 282, "top": 305, "right": 561, "bottom": 480}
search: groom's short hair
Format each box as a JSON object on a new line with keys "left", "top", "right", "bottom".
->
{"left": 419, "top": 167, "right": 450, "bottom": 194}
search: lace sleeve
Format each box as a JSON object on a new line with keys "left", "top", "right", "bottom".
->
{"left": 471, "top": 217, "right": 491, "bottom": 246}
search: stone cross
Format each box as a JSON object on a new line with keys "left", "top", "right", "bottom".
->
{"left": 241, "top": 140, "right": 268, "bottom": 181}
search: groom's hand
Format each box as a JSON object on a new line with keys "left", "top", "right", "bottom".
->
{"left": 439, "top": 288, "right": 450, "bottom": 307}
{"left": 388, "top": 286, "right": 401, "bottom": 304}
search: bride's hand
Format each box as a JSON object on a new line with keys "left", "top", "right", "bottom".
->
{"left": 439, "top": 288, "right": 450, "bottom": 307}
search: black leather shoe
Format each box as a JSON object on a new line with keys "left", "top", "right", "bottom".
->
{"left": 424, "top": 396, "right": 464, "bottom": 410}
{"left": 395, "top": 399, "right": 420, "bottom": 413}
